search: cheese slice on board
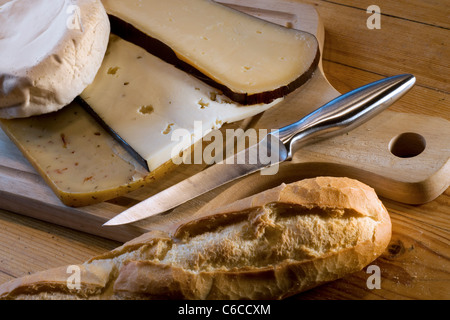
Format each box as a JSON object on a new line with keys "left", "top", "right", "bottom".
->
{"left": 0, "top": 0, "right": 110, "bottom": 119}
{"left": 102, "top": 0, "right": 319, "bottom": 104}
{"left": 0, "top": 102, "right": 162, "bottom": 207}
{"left": 80, "top": 35, "right": 281, "bottom": 171}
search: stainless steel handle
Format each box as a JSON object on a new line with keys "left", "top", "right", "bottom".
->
{"left": 275, "top": 74, "right": 416, "bottom": 158}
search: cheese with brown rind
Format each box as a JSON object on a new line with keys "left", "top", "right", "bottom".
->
{"left": 102, "top": 0, "right": 320, "bottom": 104}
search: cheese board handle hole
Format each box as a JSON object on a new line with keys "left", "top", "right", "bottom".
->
{"left": 389, "top": 132, "right": 426, "bottom": 158}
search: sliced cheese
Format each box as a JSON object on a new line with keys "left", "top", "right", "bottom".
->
{"left": 81, "top": 35, "right": 281, "bottom": 171}
{"left": 102, "top": 0, "right": 319, "bottom": 104}
{"left": 0, "top": 102, "right": 160, "bottom": 207}
{"left": 0, "top": 0, "right": 110, "bottom": 119}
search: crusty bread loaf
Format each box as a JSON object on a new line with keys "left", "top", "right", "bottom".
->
{"left": 0, "top": 177, "right": 391, "bottom": 300}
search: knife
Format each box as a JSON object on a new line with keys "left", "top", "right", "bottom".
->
{"left": 104, "top": 74, "right": 416, "bottom": 226}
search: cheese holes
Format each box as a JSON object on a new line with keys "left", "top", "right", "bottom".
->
{"left": 138, "top": 105, "right": 154, "bottom": 115}
{"left": 107, "top": 66, "right": 120, "bottom": 75}
{"left": 198, "top": 99, "right": 209, "bottom": 109}
{"left": 163, "top": 123, "right": 175, "bottom": 135}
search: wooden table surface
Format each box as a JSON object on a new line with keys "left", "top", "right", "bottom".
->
{"left": 0, "top": 0, "right": 448, "bottom": 300}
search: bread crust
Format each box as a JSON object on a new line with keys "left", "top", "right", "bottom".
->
{"left": 0, "top": 177, "right": 391, "bottom": 300}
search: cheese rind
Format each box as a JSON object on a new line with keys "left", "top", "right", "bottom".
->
{"left": 102, "top": 0, "right": 319, "bottom": 104}
{"left": 81, "top": 35, "right": 281, "bottom": 171}
{"left": 0, "top": 0, "right": 110, "bottom": 119}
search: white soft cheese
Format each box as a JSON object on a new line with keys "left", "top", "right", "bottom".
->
{"left": 0, "top": 0, "right": 110, "bottom": 119}
{"left": 81, "top": 36, "right": 281, "bottom": 171}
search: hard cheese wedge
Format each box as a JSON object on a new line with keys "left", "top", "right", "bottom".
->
{"left": 0, "top": 102, "right": 167, "bottom": 207}
{"left": 80, "top": 35, "right": 281, "bottom": 172}
{"left": 102, "top": 0, "right": 320, "bottom": 104}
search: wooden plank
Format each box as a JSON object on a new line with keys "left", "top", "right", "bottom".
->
{"left": 300, "top": 0, "right": 450, "bottom": 92}
{"left": 323, "top": 0, "right": 450, "bottom": 29}
{"left": 0, "top": 208, "right": 120, "bottom": 284}
{"left": 322, "top": 60, "right": 450, "bottom": 120}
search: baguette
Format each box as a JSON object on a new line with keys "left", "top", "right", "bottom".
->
{"left": 0, "top": 177, "right": 391, "bottom": 300}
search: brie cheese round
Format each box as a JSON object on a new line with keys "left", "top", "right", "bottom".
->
{"left": 0, "top": 0, "right": 110, "bottom": 119}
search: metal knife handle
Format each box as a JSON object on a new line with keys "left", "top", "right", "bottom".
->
{"left": 275, "top": 74, "right": 416, "bottom": 158}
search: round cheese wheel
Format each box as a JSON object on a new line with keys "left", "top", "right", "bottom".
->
{"left": 0, "top": 0, "right": 110, "bottom": 119}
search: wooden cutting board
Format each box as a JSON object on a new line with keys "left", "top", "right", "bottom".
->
{"left": 0, "top": 0, "right": 449, "bottom": 242}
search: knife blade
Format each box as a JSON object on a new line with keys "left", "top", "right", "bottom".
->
{"left": 104, "top": 74, "right": 415, "bottom": 226}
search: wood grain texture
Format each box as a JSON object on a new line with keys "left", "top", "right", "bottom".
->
{"left": 0, "top": 0, "right": 448, "bottom": 300}
{"left": 300, "top": 0, "right": 449, "bottom": 92}
{"left": 323, "top": 61, "right": 450, "bottom": 121}
{"left": 325, "top": 0, "right": 450, "bottom": 29}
